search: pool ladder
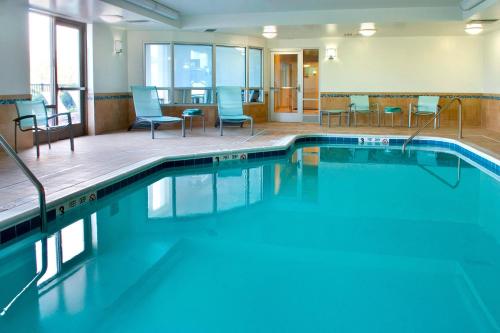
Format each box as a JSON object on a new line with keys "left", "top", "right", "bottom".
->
{"left": 0, "top": 134, "right": 48, "bottom": 317}
{"left": 402, "top": 98, "right": 463, "bottom": 152}
{"left": 0, "top": 134, "right": 47, "bottom": 232}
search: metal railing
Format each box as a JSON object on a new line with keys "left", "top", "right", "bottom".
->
{"left": 402, "top": 98, "right": 462, "bottom": 152}
{"left": 0, "top": 134, "right": 47, "bottom": 232}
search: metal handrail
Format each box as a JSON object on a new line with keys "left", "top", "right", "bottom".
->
{"left": 402, "top": 98, "right": 462, "bottom": 151}
{"left": 0, "top": 134, "right": 47, "bottom": 232}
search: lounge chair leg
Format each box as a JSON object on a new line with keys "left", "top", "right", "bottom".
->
{"left": 202, "top": 116, "right": 206, "bottom": 132}
{"left": 220, "top": 119, "right": 223, "bottom": 136}
{"left": 328, "top": 113, "right": 330, "bottom": 127}
{"left": 151, "top": 122, "right": 155, "bottom": 139}
{"left": 68, "top": 116, "right": 74, "bottom": 152}
{"left": 250, "top": 118, "right": 254, "bottom": 136}
{"left": 47, "top": 130, "right": 51, "bottom": 149}
{"left": 319, "top": 111, "right": 322, "bottom": 126}
{"left": 14, "top": 123, "right": 17, "bottom": 153}
{"left": 392, "top": 113, "right": 394, "bottom": 127}
{"left": 35, "top": 129, "right": 40, "bottom": 158}
{"left": 182, "top": 119, "right": 185, "bottom": 137}
{"left": 354, "top": 113, "right": 357, "bottom": 127}
{"left": 339, "top": 113, "right": 342, "bottom": 126}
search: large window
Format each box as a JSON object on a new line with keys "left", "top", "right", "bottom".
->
{"left": 216, "top": 46, "right": 245, "bottom": 87}
{"left": 145, "top": 44, "right": 171, "bottom": 103}
{"left": 144, "top": 43, "right": 263, "bottom": 105}
{"left": 248, "top": 48, "right": 263, "bottom": 103}
{"left": 174, "top": 44, "right": 213, "bottom": 104}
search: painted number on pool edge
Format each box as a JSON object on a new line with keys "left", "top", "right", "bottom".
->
{"left": 57, "top": 192, "right": 97, "bottom": 216}
{"left": 358, "top": 137, "right": 389, "bottom": 145}
{"left": 213, "top": 153, "right": 248, "bottom": 164}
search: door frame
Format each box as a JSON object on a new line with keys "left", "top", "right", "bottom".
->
{"left": 54, "top": 17, "right": 87, "bottom": 137}
{"left": 270, "top": 49, "right": 303, "bottom": 122}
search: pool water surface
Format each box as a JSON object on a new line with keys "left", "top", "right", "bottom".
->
{"left": 1, "top": 144, "right": 499, "bottom": 332}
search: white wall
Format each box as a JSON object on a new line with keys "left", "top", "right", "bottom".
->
{"left": 0, "top": 0, "right": 29, "bottom": 95}
{"left": 483, "top": 30, "right": 500, "bottom": 94}
{"left": 126, "top": 30, "right": 265, "bottom": 88}
{"left": 92, "top": 24, "right": 128, "bottom": 93}
{"left": 267, "top": 36, "right": 485, "bottom": 93}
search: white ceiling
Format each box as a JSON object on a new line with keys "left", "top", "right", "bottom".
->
{"left": 217, "top": 21, "right": 500, "bottom": 38}
{"left": 29, "top": 0, "right": 162, "bottom": 28}
{"left": 158, "top": 0, "right": 460, "bottom": 16}
{"left": 29, "top": 0, "right": 500, "bottom": 37}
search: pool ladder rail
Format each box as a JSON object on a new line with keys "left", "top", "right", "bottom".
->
{"left": 0, "top": 134, "right": 47, "bottom": 232}
{"left": 0, "top": 134, "right": 48, "bottom": 317}
{"left": 402, "top": 98, "right": 463, "bottom": 152}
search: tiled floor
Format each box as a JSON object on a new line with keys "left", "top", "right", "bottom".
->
{"left": 0, "top": 122, "right": 499, "bottom": 228}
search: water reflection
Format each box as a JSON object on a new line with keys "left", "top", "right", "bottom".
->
{"left": 147, "top": 166, "right": 264, "bottom": 220}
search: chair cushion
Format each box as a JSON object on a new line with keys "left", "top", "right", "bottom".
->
{"left": 219, "top": 115, "right": 252, "bottom": 121}
{"left": 384, "top": 107, "right": 402, "bottom": 113}
{"left": 137, "top": 116, "right": 182, "bottom": 123}
{"left": 182, "top": 108, "right": 203, "bottom": 116}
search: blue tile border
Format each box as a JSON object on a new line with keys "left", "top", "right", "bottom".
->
{"left": 0, "top": 96, "right": 31, "bottom": 105}
{"left": 93, "top": 94, "right": 132, "bottom": 101}
{"left": 1, "top": 134, "right": 498, "bottom": 245}
{"left": 320, "top": 93, "right": 500, "bottom": 101}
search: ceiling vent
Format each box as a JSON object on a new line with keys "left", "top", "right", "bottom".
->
{"left": 125, "top": 19, "right": 150, "bottom": 23}
{"left": 469, "top": 19, "right": 499, "bottom": 24}
{"left": 204, "top": 28, "right": 217, "bottom": 32}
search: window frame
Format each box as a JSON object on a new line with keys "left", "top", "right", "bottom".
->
{"left": 143, "top": 42, "right": 264, "bottom": 106}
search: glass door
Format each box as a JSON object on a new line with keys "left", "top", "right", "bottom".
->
{"left": 270, "top": 51, "right": 303, "bottom": 122}
{"left": 29, "top": 13, "right": 86, "bottom": 137}
{"left": 55, "top": 18, "right": 86, "bottom": 136}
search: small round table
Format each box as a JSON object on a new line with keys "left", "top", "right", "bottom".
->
{"left": 182, "top": 108, "right": 205, "bottom": 132}
{"left": 320, "top": 109, "right": 349, "bottom": 127}
{"left": 383, "top": 107, "right": 403, "bottom": 127}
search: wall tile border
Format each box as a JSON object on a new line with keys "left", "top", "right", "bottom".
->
{"left": 0, "top": 94, "right": 31, "bottom": 105}
{"left": 320, "top": 92, "right": 500, "bottom": 101}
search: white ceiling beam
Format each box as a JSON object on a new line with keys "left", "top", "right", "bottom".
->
{"left": 181, "top": 6, "right": 462, "bottom": 29}
{"left": 101, "top": 0, "right": 181, "bottom": 28}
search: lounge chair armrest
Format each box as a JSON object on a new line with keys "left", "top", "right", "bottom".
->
{"left": 46, "top": 112, "right": 71, "bottom": 121}
{"left": 13, "top": 115, "right": 36, "bottom": 123}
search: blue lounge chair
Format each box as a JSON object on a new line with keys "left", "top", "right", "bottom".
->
{"left": 131, "top": 86, "right": 185, "bottom": 139}
{"left": 14, "top": 100, "right": 74, "bottom": 158}
{"left": 409, "top": 96, "right": 440, "bottom": 128}
{"left": 216, "top": 86, "right": 253, "bottom": 136}
{"left": 350, "top": 95, "right": 380, "bottom": 127}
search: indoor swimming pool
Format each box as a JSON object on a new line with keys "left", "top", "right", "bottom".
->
{"left": 1, "top": 144, "right": 499, "bottom": 333}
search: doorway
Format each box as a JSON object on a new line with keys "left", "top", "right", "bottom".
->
{"left": 270, "top": 51, "right": 303, "bottom": 122}
{"left": 302, "top": 49, "right": 320, "bottom": 122}
{"left": 29, "top": 12, "right": 87, "bottom": 137}
{"left": 270, "top": 49, "right": 319, "bottom": 122}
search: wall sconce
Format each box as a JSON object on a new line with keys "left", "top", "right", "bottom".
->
{"left": 326, "top": 48, "right": 337, "bottom": 60}
{"left": 114, "top": 40, "right": 123, "bottom": 54}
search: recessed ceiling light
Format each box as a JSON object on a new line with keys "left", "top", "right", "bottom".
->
{"left": 359, "top": 22, "right": 376, "bottom": 37}
{"left": 465, "top": 23, "right": 483, "bottom": 35}
{"left": 262, "top": 25, "right": 277, "bottom": 39}
{"left": 100, "top": 15, "right": 123, "bottom": 24}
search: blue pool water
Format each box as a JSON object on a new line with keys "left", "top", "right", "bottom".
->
{"left": 1, "top": 144, "right": 499, "bottom": 332}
